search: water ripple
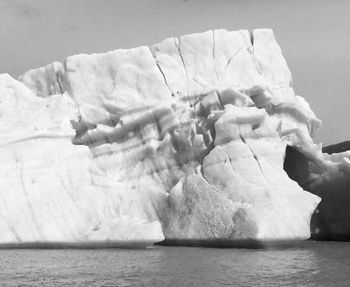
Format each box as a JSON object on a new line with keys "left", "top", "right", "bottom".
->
{"left": 0, "top": 241, "right": 349, "bottom": 286}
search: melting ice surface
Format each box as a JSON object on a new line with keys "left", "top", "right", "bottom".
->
{"left": 0, "top": 28, "right": 348, "bottom": 246}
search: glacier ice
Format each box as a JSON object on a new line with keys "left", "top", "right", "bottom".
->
{"left": 285, "top": 142, "right": 350, "bottom": 241}
{"left": 0, "top": 28, "right": 339, "bottom": 246}
{"left": 0, "top": 74, "right": 164, "bottom": 245}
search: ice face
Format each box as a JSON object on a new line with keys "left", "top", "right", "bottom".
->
{"left": 0, "top": 29, "right": 327, "bottom": 246}
{"left": 165, "top": 104, "right": 319, "bottom": 241}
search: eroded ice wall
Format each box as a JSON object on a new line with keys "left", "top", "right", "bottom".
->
{"left": 0, "top": 29, "right": 323, "bottom": 245}
{"left": 0, "top": 74, "right": 164, "bottom": 245}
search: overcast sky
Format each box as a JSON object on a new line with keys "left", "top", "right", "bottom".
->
{"left": 0, "top": 0, "right": 349, "bottom": 145}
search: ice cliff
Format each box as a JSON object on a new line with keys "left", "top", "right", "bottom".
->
{"left": 0, "top": 29, "right": 331, "bottom": 246}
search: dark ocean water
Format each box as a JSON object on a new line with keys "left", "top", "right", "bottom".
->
{"left": 0, "top": 241, "right": 349, "bottom": 286}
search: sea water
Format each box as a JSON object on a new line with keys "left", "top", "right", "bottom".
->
{"left": 0, "top": 241, "right": 349, "bottom": 286}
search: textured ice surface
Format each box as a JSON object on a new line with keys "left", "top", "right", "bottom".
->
{"left": 284, "top": 142, "right": 350, "bottom": 241}
{"left": 0, "top": 29, "right": 329, "bottom": 245}
{"left": 0, "top": 74, "right": 164, "bottom": 245}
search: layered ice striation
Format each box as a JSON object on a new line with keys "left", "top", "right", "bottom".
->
{"left": 0, "top": 29, "right": 327, "bottom": 246}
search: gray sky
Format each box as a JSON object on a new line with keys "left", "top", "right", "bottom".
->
{"left": 0, "top": 0, "right": 349, "bottom": 145}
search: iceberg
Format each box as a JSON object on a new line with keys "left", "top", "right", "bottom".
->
{"left": 0, "top": 28, "right": 333, "bottom": 246}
